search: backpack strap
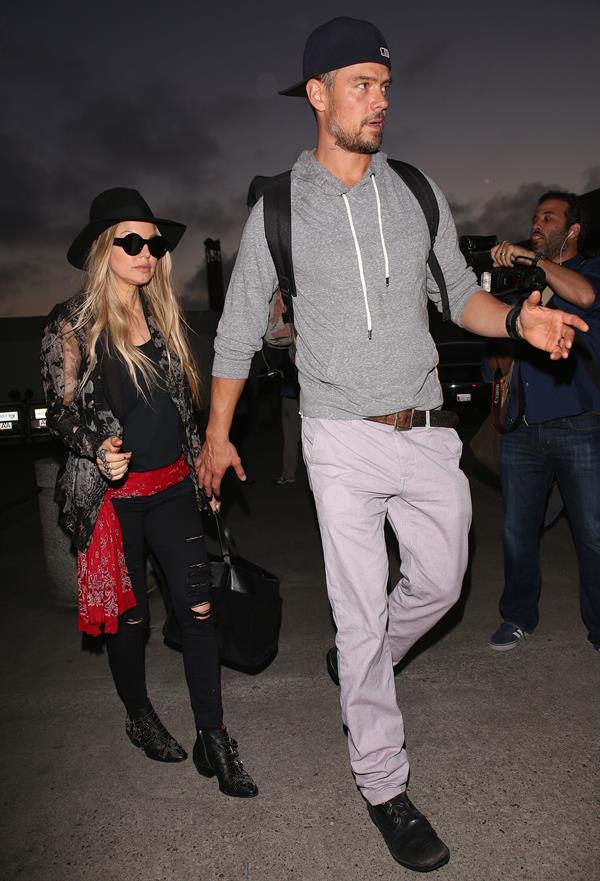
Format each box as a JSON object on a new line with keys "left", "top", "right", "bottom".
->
{"left": 386, "top": 159, "right": 450, "bottom": 322}
{"left": 256, "top": 159, "right": 451, "bottom": 326}
{"left": 261, "top": 172, "right": 296, "bottom": 324}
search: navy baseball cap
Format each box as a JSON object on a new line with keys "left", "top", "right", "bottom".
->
{"left": 279, "top": 17, "right": 391, "bottom": 97}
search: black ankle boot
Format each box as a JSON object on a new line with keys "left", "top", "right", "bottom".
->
{"left": 193, "top": 726, "right": 258, "bottom": 798}
{"left": 126, "top": 705, "right": 187, "bottom": 762}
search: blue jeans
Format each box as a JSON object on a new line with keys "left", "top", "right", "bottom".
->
{"left": 499, "top": 412, "right": 600, "bottom": 646}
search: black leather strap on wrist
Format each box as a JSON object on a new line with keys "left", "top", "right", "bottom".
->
{"left": 506, "top": 301, "right": 524, "bottom": 340}
{"left": 531, "top": 250, "right": 547, "bottom": 268}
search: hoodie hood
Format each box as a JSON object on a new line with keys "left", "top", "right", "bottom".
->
{"left": 292, "top": 149, "right": 389, "bottom": 196}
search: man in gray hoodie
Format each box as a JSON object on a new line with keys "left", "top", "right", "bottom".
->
{"left": 197, "top": 16, "right": 587, "bottom": 873}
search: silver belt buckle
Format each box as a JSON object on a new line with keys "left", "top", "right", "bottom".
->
{"left": 393, "top": 409, "right": 414, "bottom": 431}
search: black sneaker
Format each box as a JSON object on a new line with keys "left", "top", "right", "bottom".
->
{"left": 367, "top": 793, "right": 450, "bottom": 872}
{"left": 489, "top": 621, "right": 528, "bottom": 651}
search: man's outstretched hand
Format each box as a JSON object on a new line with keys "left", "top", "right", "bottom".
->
{"left": 519, "top": 291, "right": 588, "bottom": 359}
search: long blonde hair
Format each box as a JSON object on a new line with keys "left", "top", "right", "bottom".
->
{"left": 73, "top": 224, "right": 202, "bottom": 407}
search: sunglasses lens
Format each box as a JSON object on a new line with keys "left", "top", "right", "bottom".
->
{"left": 114, "top": 233, "right": 168, "bottom": 258}
{"left": 120, "top": 233, "right": 144, "bottom": 256}
{"left": 148, "top": 236, "right": 168, "bottom": 259}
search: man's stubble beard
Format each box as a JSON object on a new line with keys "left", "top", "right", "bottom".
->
{"left": 538, "top": 228, "right": 570, "bottom": 260}
{"left": 327, "top": 114, "right": 383, "bottom": 155}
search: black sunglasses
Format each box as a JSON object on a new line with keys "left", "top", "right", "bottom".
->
{"left": 112, "top": 233, "right": 169, "bottom": 259}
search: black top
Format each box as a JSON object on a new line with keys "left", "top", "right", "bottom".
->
{"left": 42, "top": 297, "right": 207, "bottom": 550}
{"left": 118, "top": 339, "right": 183, "bottom": 471}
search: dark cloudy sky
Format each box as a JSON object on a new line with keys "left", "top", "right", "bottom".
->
{"left": 3, "top": 0, "right": 599, "bottom": 316}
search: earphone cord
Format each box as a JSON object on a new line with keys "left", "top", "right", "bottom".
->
{"left": 558, "top": 229, "right": 575, "bottom": 266}
{"left": 559, "top": 237, "right": 568, "bottom": 266}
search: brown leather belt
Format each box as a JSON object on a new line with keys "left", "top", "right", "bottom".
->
{"left": 365, "top": 409, "right": 459, "bottom": 431}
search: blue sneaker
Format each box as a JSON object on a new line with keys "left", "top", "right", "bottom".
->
{"left": 489, "top": 621, "right": 528, "bottom": 651}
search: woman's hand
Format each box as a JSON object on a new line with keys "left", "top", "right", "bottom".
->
{"left": 96, "top": 436, "right": 131, "bottom": 481}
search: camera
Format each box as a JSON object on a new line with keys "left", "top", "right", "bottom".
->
{"left": 459, "top": 235, "right": 547, "bottom": 304}
{"left": 480, "top": 264, "right": 547, "bottom": 304}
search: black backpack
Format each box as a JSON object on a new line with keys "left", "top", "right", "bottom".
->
{"left": 246, "top": 159, "right": 450, "bottom": 325}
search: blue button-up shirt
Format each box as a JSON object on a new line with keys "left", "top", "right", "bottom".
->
{"left": 488, "top": 255, "right": 600, "bottom": 425}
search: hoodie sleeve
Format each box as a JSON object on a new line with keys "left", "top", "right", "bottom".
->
{"left": 424, "top": 177, "right": 480, "bottom": 323}
{"left": 212, "top": 199, "right": 280, "bottom": 379}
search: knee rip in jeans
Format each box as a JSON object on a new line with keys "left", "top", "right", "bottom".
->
{"left": 191, "top": 601, "right": 212, "bottom": 622}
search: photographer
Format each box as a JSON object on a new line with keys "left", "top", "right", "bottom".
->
{"left": 488, "top": 191, "right": 600, "bottom": 652}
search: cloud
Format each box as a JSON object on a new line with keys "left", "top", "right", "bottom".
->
{"left": 398, "top": 41, "right": 449, "bottom": 83}
{"left": 583, "top": 166, "right": 600, "bottom": 193}
{"left": 452, "top": 181, "right": 562, "bottom": 241}
{"left": 0, "top": 256, "right": 53, "bottom": 316}
{"left": 0, "top": 85, "right": 224, "bottom": 241}
{"left": 169, "top": 195, "right": 247, "bottom": 240}
{"left": 0, "top": 260, "right": 43, "bottom": 301}
{"left": 181, "top": 251, "right": 237, "bottom": 309}
{"left": 0, "top": 17, "right": 260, "bottom": 257}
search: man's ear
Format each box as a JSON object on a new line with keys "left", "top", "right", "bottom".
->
{"left": 306, "top": 78, "right": 328, "bottom": 114}
{"left": 567, "top": 223, "right": 581, "bottom": 241}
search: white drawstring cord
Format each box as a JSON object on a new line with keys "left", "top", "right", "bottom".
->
{"left": 371, "top": 174, "right": 390, "bottom": 287}
{"left": 342, "top": 192, "right": 373, "bottom": 339}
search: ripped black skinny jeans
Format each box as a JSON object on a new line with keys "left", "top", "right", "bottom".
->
{"left": 106, "top": 476, "right": 222, "bottom": 730}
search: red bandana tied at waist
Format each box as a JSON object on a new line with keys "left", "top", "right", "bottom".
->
{"left": 77, "top": 454, "right": 190, "bottom": 635}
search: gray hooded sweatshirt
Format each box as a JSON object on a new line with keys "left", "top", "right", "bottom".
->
{"left": 213, "top": 149, "right": 480, "bottom": 420}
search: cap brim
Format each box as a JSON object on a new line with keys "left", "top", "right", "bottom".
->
{"left": 67, "top": 217, "right": 186, "bottom": 270}
{"left": 279, "top": 80, "right": 309, "bottom": 97}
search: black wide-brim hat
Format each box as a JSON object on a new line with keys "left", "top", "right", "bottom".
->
{"left": 67, "top": 187, "right": 186, "bottom": 269}
{"left": 279, "top": 16, "right": 391, "bottom": 97}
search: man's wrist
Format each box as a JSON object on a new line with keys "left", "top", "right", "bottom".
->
{"left": 531, "top": 250, "right": 547, "bottom": 269}
{"left": 505, "top": 301, "right": 524, "bottom": 340}
{"left": 204, "top": 425, "right": 231, "bottom": 445}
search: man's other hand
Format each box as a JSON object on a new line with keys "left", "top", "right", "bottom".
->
{"left": 195, "top": 436, "right": 246, "bottom": 500}
{"left": 491, "top": 240, "right": 532, "bottom": 267}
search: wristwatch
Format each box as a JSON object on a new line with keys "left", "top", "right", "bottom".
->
{"left": 531, "top": 250, "right": 547, "bottom": 268}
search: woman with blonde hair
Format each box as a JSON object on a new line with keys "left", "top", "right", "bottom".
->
{"left": 41, "top": 188, "right": 257, "bottom": 798}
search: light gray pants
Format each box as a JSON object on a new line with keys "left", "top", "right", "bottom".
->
{"left": 301, "top": 416, "right": 472, "bottom": 805}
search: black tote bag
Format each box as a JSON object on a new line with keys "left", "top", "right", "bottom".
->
{"left": 209, "top": 512, "right": 282, "bottom": 671}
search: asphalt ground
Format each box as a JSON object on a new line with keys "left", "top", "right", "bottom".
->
{"left": 0, "top": 409, "right": 598, "bottom": 881}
